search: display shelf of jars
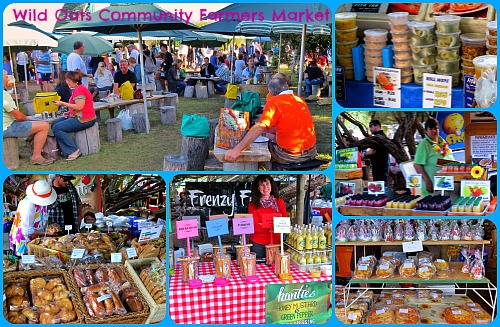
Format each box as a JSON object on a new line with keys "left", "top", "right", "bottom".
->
{"left": 284, "top": 242, "right": 332, "bottom": 273}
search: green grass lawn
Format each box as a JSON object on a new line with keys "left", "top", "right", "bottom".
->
{"left": 14, "top": 68, "right": 332, "bottom": 171}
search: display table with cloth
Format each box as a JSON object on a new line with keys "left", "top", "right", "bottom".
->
{"left": 339, "top": 80, "right": 466, "bottom": 108}
{"left": 169, "top": 260, "right": 331, "bottom": 324}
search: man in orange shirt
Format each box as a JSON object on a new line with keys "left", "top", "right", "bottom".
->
{"left": 224, "top": 77, "right": 317, "bottom": 164}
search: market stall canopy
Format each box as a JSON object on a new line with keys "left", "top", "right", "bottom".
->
{"left": 177, "top": 31, "right": 231, "bottom": 47}
{"left": 4, "top": 21, "right": 58, "bottom": 48}
{"left": 51, "top": 33, "right": 114, "bottom": 56}
{"left": 235, "top": 21, "right": 274, "bottom": 36}
{"left": 95, "top": 29, "right": 199, "bottom": 40}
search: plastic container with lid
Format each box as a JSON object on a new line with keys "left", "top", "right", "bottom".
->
{"left": 461, "top": 33, "right": 487, "bottom": 60}
{"left": 462, "top": 57, "right": 474, "bottom": 67}
{"left": 394, "top": 56, "right": 412, "bottom": 67}
{"left": 412, "top": 63, "right": 437, "bottom": 84}
{"left": 364, "top": 38, "right": 388, "bottom": 49}
{"left": 436, "top": 31, "right": 461, "bottom": 47}
{"left": 401, "top": 73, "right": 413, "bottom": 84}
{"left": 393, "top": 49, "right": 412, "bottom": 59}
{"left": 389, "top": 22, "right": 409, "bottom": 33}
{"left": 335, "top": 27, "right": 358, "bottom": 43}
{"left": 335, "top": 13, "right": 357, "bottom": 30}
{"left": 364, "top": 47, "right": 384, "bottom": 56}
{"left": 411, "top": 44, "right": 437, "bottom": 65}
{"left": 487, "top": 34, "right": 497, "bottom": 46}
{"left": 462, "top": 64, "right": 475, "bottom": 76}
{"left": 435, "top": 15, "right": 461, "bottom": 33}
{"left": 437, "top": 45, "right": 460, "bottom": 60}
{"left": 345, "top": 67, "right": 354, "bottom": 80}
{"left": 487, "top": 21, "right": 497, "bottom": 37}
{"left": 436, "top": 58, "right": 460, "bottom": 74}
{"left": 388, "top": 12, "right": 409, "bottom": 23}
{"left": 365, "top": 61, "right": 383, "bottom": 70}
{"left": 337, "top": 54, "right": 354, "bottom": 66}
{"left": 392, "top": 40, "right": 411, "bottom": 51}
{"left": 365, "top": 29, "right": 389, "bottom": 41}
{"left": 336, "top": 39, "right": 359, "bottom": 55}
{"left": 393, "top": 63, "right": 412, "bottom": 75}
{"left": 365, "top": 54, "right": 383, "bottom": 63}
{"left": 473, "top": 55, "right": 497, "bottom": 80}
{"left": 391, "top": 31, "right": 410, "bottom": 42}
{"left": 486, "top": 44, "right": 497, "bottom": 55}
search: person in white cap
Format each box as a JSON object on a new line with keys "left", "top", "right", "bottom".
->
{"left": 9, "top": 180, "right": 58, "bottom": 256}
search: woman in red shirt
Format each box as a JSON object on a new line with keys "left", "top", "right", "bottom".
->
{"left": 53, "top": 71, "right": 97, "bottom": 161}
{"left": 248, "top": 175, "right": 287, "bottom": 258}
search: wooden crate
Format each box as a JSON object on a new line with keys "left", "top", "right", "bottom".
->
{"left": 4, "top": 268, "right": 85, "bottom": 324}
{"left": 27, "top": 238, "right": 72, "bottom": 263}
{"left": 68, "top": 263, "right": 150, "bottom": 324}
{"left": 125, "top": 258, "right": 166, "bottom": 324}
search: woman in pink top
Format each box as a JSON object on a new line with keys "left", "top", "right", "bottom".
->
{"left": 53, "top": 71, "right": 97, "bottom": 161}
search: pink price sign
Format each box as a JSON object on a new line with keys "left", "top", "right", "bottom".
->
{"left": 176, "top": 219, "right": 199, "bottom": 239}
{"left": 233, "top": 218, "right": 254, "bottom": 235}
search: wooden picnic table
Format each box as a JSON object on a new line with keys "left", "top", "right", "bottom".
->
{"left": 93, "top": 94, "right": 170, "bottom": 111}
{"left": 187, "top": 76, "right": 221, "bottom": 96}
{"left": 213, "top": 141, "right": 271, "bottom": 171}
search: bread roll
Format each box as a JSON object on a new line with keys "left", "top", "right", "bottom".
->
{"left": 73, "top": 268, "right": 88, "bottom": 287}
{"left": 124, "top": 296, "right": 143, "bottom": 312}
{"left": 7, "top": 311, "right": 27, "bottom": 324}
{"left": 114, "top": 267, "right": 127, "bottom": 283}
{"left": 40, "top": 312, "right": 60, "bottom": 324}
{"left": 99, "top": 290, "right": 115, "bottom": 315}
{"left": 22, "top": 307, "right": 39, "bottom": 322}
{"left": 107, "top": 268, "right": 121, "bottom": 284}
{"left": 5, "top": 284, "right": 25, "bottom": 297}
{"left": 95, "top": 267, "right": 109, "bottom": 283}
{"left": 40, "top": 289, "right": 53, "bottom": 301}
{"left": 85, "top": 269, "right": 97, "bottom": 285}
{"left": 87, "top": 292, "right": 106, "bottom": 318}
{"left": 58, "top": 309, "right": 77, "bottom": 322}
{"left": 8, "top": 295, "right": 29, "bottom": 311}
{"left": 110, "top": 290, "right": 127, "bottom": 315}
{"left": 53, "top": 289, "right": 70, "bottom": 301}
{"left": 56, "top": 298, "right": 73, "bottom": 310}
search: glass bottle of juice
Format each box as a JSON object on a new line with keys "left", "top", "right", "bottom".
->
{"left": 298, "top": 253, "right": 307, "bottom": 265}
{"left": 312, "top": 227, "right": 319, "bottom": 249}
{"left": 306, "top": 253, "right": 314, "bottom": 265}
{"left": 313, "top": 251, "right": 322, "bottom": 264}
{"left": 296, "top": 231, "right": 305, "bottom": 251}
{"left": 321, "top": 251, "right": 329, "bottom": 263}
{"left": 318, "top": 229, "right": 327, "bottom": 250}
{"left": 305, "top": 229, "right": 313, "bottom": 250}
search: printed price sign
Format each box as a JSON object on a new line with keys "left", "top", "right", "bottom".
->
{"left": 406, "top": 174, "right": 422, "bottom": 188}
{"left": 71, "top": 248, "right": 85, "bottom": 259}
{"left": 273, "top": 217, "right": 291, "bottom": 233}
{"left": 138, "top": 221, "right": 153, "bottom": 230}
{"left": 367, "top": 181, "right": 385, "bottom": 195}
{"left": 111, "top": 253, "right": 122, "bottom": 263}
{"left": 206, "top": 218, "right": 229, "bottom": 237}
{"left": 461, "top": 180, "right": 491, "bottom": 201}
{"left": 422, "top": 73, "right": 452, "bottom": 108}
{"left": 233, "top": 218, "right": 255, "bottom": 235}
{"left": 434, "top": 176, "right": 454, "bottom": 191}
{"left": 463, "top": 75, "right": 476, "bottom": 107}
{"left": 373, "top": 67, "right": 401, "bottom": 108}
{"left": 21, "top": 255, "right": 35, "bottom": 264}
{"left": 64, "top": 225, "right": 73, "bottom": 231}
{"left": 402, "top": 241, "right": 423, "bottom": 253}
{"left": 176, "top": 219, "right": 199, "bottom": 239}
{"left": 261, "top": 213, "right": 279, "bottom": 229}
{"left": 335, "top": 66, "right": 346, "bottom": 102}
{"left": 126, "top": 247, "right": 138, "bottom": 258}
{"left": 139, "top": 225, "right": 163, "bottom": 242}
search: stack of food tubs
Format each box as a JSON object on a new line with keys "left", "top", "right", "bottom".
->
{"left": 364, "top": 29, "right": 389, "bottom": 82}
{"left": 460, "top": 33, "right": 486, "bottom": 80}
{"left": 486, "top": 21, "right": 497, "bottom": 55}
{"left": 389, "top": 12, "right": 413, "bottom": 83}
{"left": 408, "top": 21, "right": 437, "bottom": 85}
{"left": 335, "top": 13, "right": 358, "bottom": 79}
{"left": 435, "top": 15, "right": 461, "bottom": 86}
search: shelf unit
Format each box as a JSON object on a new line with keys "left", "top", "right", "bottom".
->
{"left": 337, "top": 239, "right": 497, "bottom": 323}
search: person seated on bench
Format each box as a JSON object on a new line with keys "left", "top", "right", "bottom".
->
{"left": 111, "top": 59, "right": 137, "bottom": 118}
{"left": 224, "top": 77, "right": 317, "bottom": 164}
{"left": 304, "top": 59, "right": 325, "bottom": 97}
{"left": 91, "top": 62, "right": 114, "bottom": 99}
{"left": 52, "top": 71, "right": 97, "bottom": 161}
{"left": 167, "top": 59, "right": 188, "bottom": 95}
{"left": 3, "top": 70, "right": 53, "bottom": 166}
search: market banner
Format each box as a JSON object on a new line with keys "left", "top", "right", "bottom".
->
{"left": 436, "top": 112, "right": 465, "bottom": 150}
{"left": 265, "top": 281, "right": 331, "bottom": 324}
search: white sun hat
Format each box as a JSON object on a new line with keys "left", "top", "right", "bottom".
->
{"left": 25, "top": 180, "right": 57, "bottom": 206}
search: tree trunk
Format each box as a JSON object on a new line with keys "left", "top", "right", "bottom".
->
{"left": 353, "top": 134, "right": 410, "bottom": 163}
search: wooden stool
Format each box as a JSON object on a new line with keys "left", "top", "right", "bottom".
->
{"left": 163, "top": 155, "right": 188, "bottom": 171}
{"left": 208, "top": 118, "right": 219, "bottom": 148}
{"left": 3, "top": 137, "right": 20, "bottom": 169}
{"left": 159, "top": 106, "right": 176, "bottom": 125}
{"left": 224, "top": 98, "right": 237, "bottom": 108}
{"left": 195, "top": 85, "right": 208, "bottom": 99}
{"left": 162, "top": 93, "right": 179, "bottom": 110}
{"left": 207, "top": 80, "right": 215, "bottom": 96}
{"left": 181, "top": 136, "right": 209, "bottom": 171}
{"left": 311, "top": 84, "right": 321, "bottom": 97}
{"left": 69, "top": 123, "right": 100, "bottom": 156}
{"left": 132, "top": 113, "right": 147, "bottom": 133}
{"left": 184, "top": 86, "right": 195, "bottom": 98}
{"left": 106, "top": 118, "right": 122, "bottom": 142}
{"left": 126, "top": 103, "right": 145, "bottom": 114}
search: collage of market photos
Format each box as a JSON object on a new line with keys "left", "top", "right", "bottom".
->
{"left": 1, "top": 1, "right": 334, "bottom": 326}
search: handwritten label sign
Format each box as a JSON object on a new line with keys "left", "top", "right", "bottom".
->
{"left": 138, "top": 221, "right": 153, "bottom": 230}
{"left": 71, "top": 248, "right": 85, "bottom": 259}
{"left": 21, "top": 255, "right": 35, "bottom": 264}
{"left": 206, "top": 218, "right": 229, "bottom": 237}
{"left": 463, "top": 75, "right": 476, "bottom": 107}
{"left": 233, "top": 218, "right": 255, "bottom": 235}
{"left": 373, "top": 67, "right": 401, "bottom": 108}
{"left": 126, "top": 247, "right": 138, "bottom": 258}
{"left": 335, "top": 66, "right": 346, "bottom": 102}
{"left": 64, "top": 225, "right": 73, "bottom": 231}
{"left": 262, "top": 213, "right": 279, "bottom": 229}
{"left": 273, "top": 217, "right": 291, "bottom": 233}
{"left": 434, "top": 175, "right": 454, "bottom": 191}
{"left": 139, "top": 225, "right": 163, "bottom": 242}
{"left": 423, "top": 73, "right": 452, "bottom": 108}
{"left": 176, "top": 220, "right": 199, "bottom": 239}
{"left": 111, "top": 253, "right": 122, "bottom": 263}
{"left": 402, "top": 241, "right": 423, "bottom": 253}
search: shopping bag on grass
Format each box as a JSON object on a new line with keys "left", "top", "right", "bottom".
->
{"left": 116, "top": 109, "right": 133, "bottom": 130}
{"left": 215, "top": 108, "right": 250, "bottom": 150}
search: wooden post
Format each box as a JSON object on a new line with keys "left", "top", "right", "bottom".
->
{"left": 195, "top": 85, "right": 208, "bottom": 99}
{"left": 311, "top": 84, "right": 321, "bottom": 97}
{"left": 208, "top": 118, "right": 219, "bottom": 148}
{"left": 181, "top": 136, "right": 209, "bottom": 171}
{"left": 163, "top": 154, "right": 188, "bottom": 171}
{"left": 106, "top": 118, "right": 122, "bottom": 143}
{"left": 70, "top": 123, "right": 100, "bottom": 156}
{"left": 3, "top": 138, "right": 20, "bottom": 169}
{"left": 207, "top": 80, "right": 215, "bottom": 95}
{"left": 22, "top": 100, "right": 35, "bottom": 116}
{"left": 132, "top": 113, "right": 147, "bottom": 133}
{"left": 184, "top": 86, "right": 194, "bottom": 98}
{"left": 295, "top": 174, "right": 305, "bottom": 225}
{"left": 162, "top": 93, "right": 179, "bottom": 110}
{"left": 224, "top": 98, "right": 237, "bottom": 108}
{"left": 159, "top": 106, "right": 176, "bottom": 125}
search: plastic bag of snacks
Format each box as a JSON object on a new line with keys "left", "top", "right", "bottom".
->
{"left": 376, "top": 259, "right": 395, "bottom": 278}
{"left": 399, "top": 259, "right": 417, "bottom": 277}
{"left": 461, "top": 219, "right": 472, "bottom": 240}
{"left": 394, "top": 221, "right": 404, "bottom": 241}
{"left": 371, "top": 222, "right": 382, "bottom": 242}
{"left": 354, "top": 262, "right": 373, "bottom": 280}
{"left": 366, "top": 307, "right": 395, "bottom": 324}
{"left": 417, "top": 262, "right": 436, "bottom": 280}
{"left": 417, "top": 251, "right": 434, "bottom": 263}
{"left": 451, "top": 220, "right": 461, "bottom": 240}
{"left": 435, "top": 258, "right": 451, "bottom": 277}
{"left": 358, "top": 222, "right": 371, "bottom": 242}
{"left": 404, "top": 222, "right": 414, "bottom": 241}
{"left": 443, "top": 306, "right": 474, "bottom": 324}
{"left": 465, "top": 303, "right": 492, "bottom": 324}
{"left": 428, "top": 220, "right": 439, "bottom": 241}
{"left": 336, "top": 221, "right": 348, "bottom": 242}
{"left": 430, "top": 289, "right": 444, "bottom": 302}
{"left": 439, "top": 220, "right": 451, "bottom": 241}
{"left": 384, "top": 223, "right": 394, "bottom": 241}
{"left": 470, "top": 256, "right": 485, "bottom": 280}
{"left": 348, "top": 224, "right": 358, "bottom": 241}
{"left": 461, "top": 248, "right": 471, "bottom": 273}
{"left": 416, "top": 221, "right": 427, "bottom": 241}
{"left": 472, "top": 220, "right": 485, "bottom": 240}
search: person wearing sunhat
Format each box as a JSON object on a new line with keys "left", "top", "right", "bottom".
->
{"left": 9, "top": 180, "right": 58, "bottom": 256}
{"left": 47, "top": 174, "right": 82, "bottom": 233}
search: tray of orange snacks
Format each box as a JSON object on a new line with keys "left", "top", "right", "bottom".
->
{"left": 376, "top": 261, "right": 395, "bottom": 278}
{"left": 399, "top": 259, "right": 417, "bottom": 277}
{"left": 465, "top": 303, "right": 492, "bottom": 324}
{"left": 366, "top": 307, "right": 395, "bottom": 324}
{"left": 354, "top": 263, "right": 373, "bottom": 280}
{"left": 394, "top": 306, "right": 419, "bottom": 324}
{"left": 443, "top": 306, "right": 474, "bottom": 324}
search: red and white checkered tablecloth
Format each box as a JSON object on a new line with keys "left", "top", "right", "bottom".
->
{"left": 169, "top": 261, "right": 332, "bottom": 324}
